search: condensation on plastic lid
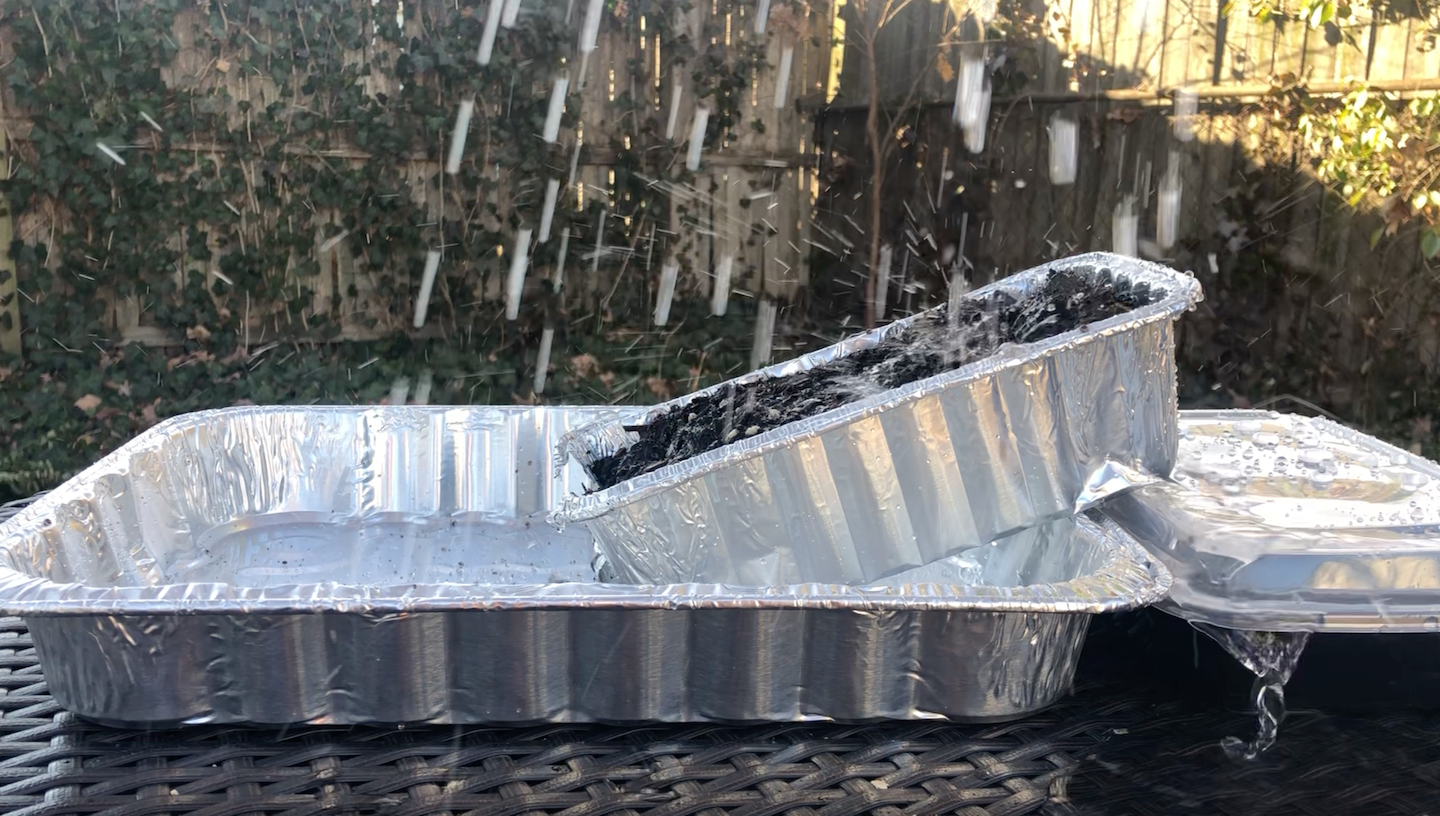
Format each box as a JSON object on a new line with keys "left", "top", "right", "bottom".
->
{"left": 1103, "top": 409, "right": 1440, "bottom": 633}
{"left": 1174, "top": 410, "right": 1440, "bottom": 532}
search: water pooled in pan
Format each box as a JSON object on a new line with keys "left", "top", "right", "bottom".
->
{"left": 586, "top": 267, "right": 1156, "bottom": 489}
{"left": 176, "top": 514, "right": 598, "bottom": 588}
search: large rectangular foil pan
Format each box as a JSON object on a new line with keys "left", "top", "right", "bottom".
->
{"left": 556, "top": 253, "right": 1203, "bottom": 585}
{"left": 0, "top": 406, "right": 1169, "bottom": 727}
{"left": 1102, "top": 409, "right": 1440, "bottom": 633}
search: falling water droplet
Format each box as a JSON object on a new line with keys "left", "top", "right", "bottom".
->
{"left": 445, "top": 99, "right": 475, "bottom": 174}
{"left": 751, "top": 299, "right": 777, "bottom": 369}
{"left": 1112, "top": 195, "right": 1138, "bottom": 257}
{"left": 753, "top": 0, "right": 772, "bottom": 34}
{"left": 477, "top": 0, "right": 503, "bottom": 65}
{"left": 1157, "top": 151, "right": 1183, "bottom": 251}
{"left": 413, "top": 249, "right": 442, "bottom": 329}
{"left": 534, "top": 182, "right": 561, "bottom": 244}
{"left": 1173, "top": 87, "right": 1198, "bottom": 142}
{"left": 773, "top": 44, "right": 795, "bottom": 109}
{"left": 1048, "top": 113, "right": 1078, "bottom": 186}
{"left": 505, "top": 228, "right": 533, "bottom": 321}
{"left": 579, "top": 0, "right": 604, "bottom": 52}
{"left": 501, "top": 0, "right": 523, "bottom": 28}
{"left": 653, "top": 258, "right": 679, "bottom": 326}
{"left": 686, "top": 105, "right": 710, "bottom": 172}
{"left": 711, "top": 254, "right": 734, "bottom": 317}
{"left": 542, "top": 77, "right": 569, "bottom": 144}
{"left": 553, "top": 228, "right": 571, "bottom": 290}
{"left": 874, "top": 244, "right": 894, "bottom": 322}
{"left": 533, "top": 327, "right": 555, "bottom": 394}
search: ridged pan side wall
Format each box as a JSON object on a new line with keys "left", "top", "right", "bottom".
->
{"left": 592, "top": 320, "right": 1179, "bottom": 586}
{"left": 27, "top": 608, "right": 1090, "bottom": 726}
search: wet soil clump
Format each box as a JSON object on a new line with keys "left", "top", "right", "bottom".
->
{"left": 587, "top": 268, "right": 1157, "bottom": 489}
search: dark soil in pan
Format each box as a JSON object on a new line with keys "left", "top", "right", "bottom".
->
{"left": 587, "top": 267, "right": 1159, "bottom": 489}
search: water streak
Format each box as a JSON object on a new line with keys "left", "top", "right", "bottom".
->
{"left": 1112, "top": 195, "right": 1138, "bottom": 257}
{"left": 1157, "top": 150, "right": 1183, "bottom": 250}
{"left": 534, "top": 327, "right": 555, "bottom": 394}
{"left": 505, "top": 228, "right": 533, "bottom": 321}
{"left": 875, "top": 244, "right": 893, "bottom": 321}
{"left": 712, "top": 253, "right": 735, "bottom": 316}
{"left": 666, "top": 84, "right": 683, "bottom": 140}
{"left": 654, "top": 259, "right": 680, "bottom": 326}
{"left": 687, "top": 106, "right": 711, "bottom": 171}
{"left": 773, "top": 45, "right": 794, "bottom": 109}
{"left": 445, "top": 99, "right": 475, "bottom": 174}
{"left": 1193, "top": 624, "right": 1311, "bottom": 760}
{"left": 579, "top": 0, "right": 604, "bottom": 52}
{"left": 501, "top": 0, "right": 523, "bottom": 28}
{"left": 477, "top": 0, "right": 503, "bottom": 65}
{"left": 754, "top": 0, "right": 772, "bottom": 34}
{"left": 554, "top": 228, "right": 571, "bottom": 290}
{"left": 539, "top": 179, "right": 561, "bottom": 242}
{"left": 542, "top": 78, "right": 568, "bottom": 143}
{"left": 1048, "top": 114, "right": 1078, "bottom": 186}
{"left": 413, "top": 249, "right": 442, "bottom": 328}
{"left": 751, "top": 299, "right": 777, "bottom": 369}
{"left": 1174, "top": 87, "right": 1198, "bottom": 142}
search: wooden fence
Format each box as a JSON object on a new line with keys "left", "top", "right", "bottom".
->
{"left": 1, "top": 0, "right": 1438, "bottom": 367}
{"left": 0, "top": 0, "right": 829, "bottom": 352}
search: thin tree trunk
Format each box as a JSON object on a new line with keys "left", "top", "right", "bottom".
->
{"left": 863, "top": 33, "right": 883, "bottom": 329}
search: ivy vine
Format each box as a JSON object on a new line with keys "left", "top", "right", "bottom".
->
{"left": 0, "top": 0, "right": 782, "bottom": 497}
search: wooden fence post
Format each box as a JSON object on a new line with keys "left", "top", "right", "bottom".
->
{"left": 0, "top": 129, "right": 20, "bottom": 358}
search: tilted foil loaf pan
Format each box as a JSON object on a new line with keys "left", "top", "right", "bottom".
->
{"left": 556, "top": 253, "right": 1203, "bottom": 585}
{"left": 0, "top": 406, "right": 1168, "bottom": 727}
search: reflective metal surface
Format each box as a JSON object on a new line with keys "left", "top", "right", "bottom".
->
{"left": 1102, "top": 409, "right": 1440, "bottom": 632}
{"left": 0, "top": 406, "right": 1168, "bottom": 726}
{"left": 557, "top": 253, "right": 1202, "bottom": 585}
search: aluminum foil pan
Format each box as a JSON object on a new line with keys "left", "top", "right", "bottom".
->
{"left": 1102, "top": 409, "right": 1440, "bottom": 633}
{"left": 0, "top": 406, "right": 1168, "bottom": 726}
{"left": 556, "top": 253, "right": 1203, "bottom": 585}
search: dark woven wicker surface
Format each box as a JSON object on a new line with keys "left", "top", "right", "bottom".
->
{"left": 1067, "top": 614, "right": 1440, "bottom": 816}
{"left": 4, "top": 494, "right": 1440, "bottom": 816}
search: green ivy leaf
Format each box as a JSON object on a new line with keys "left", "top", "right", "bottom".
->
{"left": 1423, "top": 229, "right": 1440, "bottom": 260}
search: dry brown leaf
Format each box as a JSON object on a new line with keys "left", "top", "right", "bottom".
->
{"left": 569, "top": 353, "right": 602, "bottom": 378}
{"left": 186, "top": 324, "right": 212, "bottom": 342}
{"left": 645, "top": 376, "right": 673, "bottom": 400}
{"left": 74, "top": 394, "right": 103, "bottom": 414}
{"left": 935, "top": 53, "right": 954, "bottom": 83}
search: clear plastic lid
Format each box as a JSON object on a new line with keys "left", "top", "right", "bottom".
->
{"left": 1103, "top": 410, "right": 1440, "bottom": 632}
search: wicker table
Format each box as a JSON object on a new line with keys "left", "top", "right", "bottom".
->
{"left": 3, "top": 496, "right": 1438, "bottom": 816}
